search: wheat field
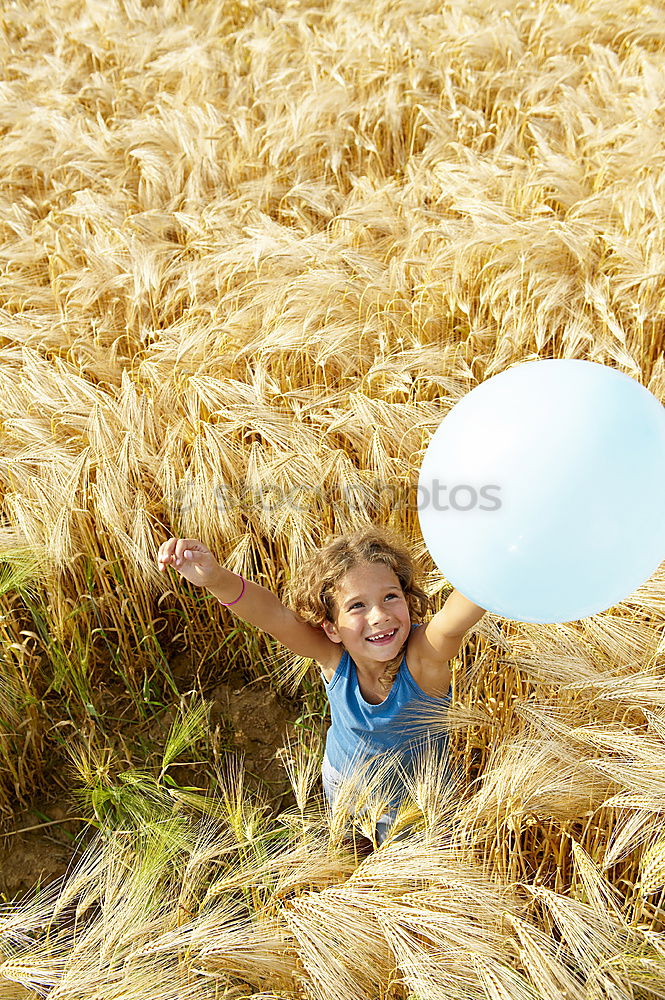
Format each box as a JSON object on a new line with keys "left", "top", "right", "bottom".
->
{"left": 1, "top": 0, "right": 665, "bottom": 996}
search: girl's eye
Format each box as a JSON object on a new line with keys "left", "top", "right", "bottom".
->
{"left": 350, "top": 593, "right": 399, "bottom": 610}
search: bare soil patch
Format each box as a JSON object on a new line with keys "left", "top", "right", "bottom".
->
{"left": 0, "top": 675, "right": 304, "bottom": 899}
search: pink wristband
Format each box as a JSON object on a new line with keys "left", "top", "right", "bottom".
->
{"left": 219, "top": 574, "right": 246, "bottom": 606}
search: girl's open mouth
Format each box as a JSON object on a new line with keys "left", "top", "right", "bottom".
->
{"left": 366, "top": 628, "right": 398, "bottom": 644}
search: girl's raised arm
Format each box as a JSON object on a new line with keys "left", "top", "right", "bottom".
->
{"left": 157, "top": 537, "right": 337, "bottom": 667}
{"left": 409, "top": 588, "right": 486, "bottom": 697}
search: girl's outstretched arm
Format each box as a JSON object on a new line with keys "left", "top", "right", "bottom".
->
{"left": 432, "top": 588, "right": 487, "bottom": 640}
{"left": 410, "top": 588, "right": 486, "bottom": 696}
{"left": 157, "top": 537, "right": 337, "bottom": 666}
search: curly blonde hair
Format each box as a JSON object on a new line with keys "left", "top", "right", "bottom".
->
{"left": 286, "top": 524, "right": 430, "bottom": 690}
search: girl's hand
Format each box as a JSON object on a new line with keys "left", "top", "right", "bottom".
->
{"left": 157, "top": 537, "right": 222, "bottom": 590}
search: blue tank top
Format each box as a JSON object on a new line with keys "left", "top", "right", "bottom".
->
{"left": 321, "top": 624, "right": 452, "bottom": 778}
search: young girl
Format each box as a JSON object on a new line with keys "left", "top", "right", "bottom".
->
{"left": 157, "top": 524, "right": 485, "bottom": 846}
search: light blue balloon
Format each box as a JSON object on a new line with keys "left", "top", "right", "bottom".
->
{"left": 417, "top": 360, "right": 665, "bottom": 623}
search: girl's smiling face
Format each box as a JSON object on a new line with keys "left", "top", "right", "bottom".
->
{"left": 321, "top": 561, "right": 411, "bottom": 666}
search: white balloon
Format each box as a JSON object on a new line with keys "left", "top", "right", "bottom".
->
{"left": 417, "top": 359, "right": 665, "bottom": 623}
